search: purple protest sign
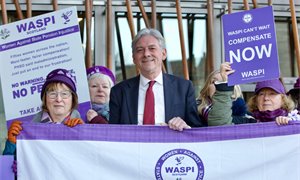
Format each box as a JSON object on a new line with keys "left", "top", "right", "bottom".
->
{"left": 222, "top": 6, "right": 280, "bottom": 86}
{"left": 0, "top": 7, "right": 91, "bottom": 124}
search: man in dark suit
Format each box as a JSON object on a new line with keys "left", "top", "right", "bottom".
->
{"left": 109, "top": 28, "right": 202, "bottom": 131}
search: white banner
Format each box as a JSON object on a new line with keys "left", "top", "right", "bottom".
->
{"left": 17, "top": 122, "right": 300, "bottom": 180}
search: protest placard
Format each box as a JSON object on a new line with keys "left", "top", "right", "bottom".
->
{"left": 222, "top": 6, "right": 280, "bottom": 86}
{"left": 0, "top": 7, "right": 90, "bottom": 122}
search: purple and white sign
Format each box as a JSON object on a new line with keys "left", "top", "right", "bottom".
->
{"left": 0, "top": 7, "right": 90, "bottom": 123}
{"left": 222, "top": 6, "right": 280, "bottom": 86}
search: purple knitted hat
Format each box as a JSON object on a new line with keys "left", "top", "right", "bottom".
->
{"left": 287, "top": 77, "right": 300, "bottom": 95}
{"left": 293, "top": 78, "right": 300, "bottom": 89}
{"left": 86, "top": 66, "right": 116, "bottom": 85}
{"left": 41, "top": 68, "right": 76, "bottom": 99}
{"left": 255, "top": 79, "right": 285, "bottom": 94}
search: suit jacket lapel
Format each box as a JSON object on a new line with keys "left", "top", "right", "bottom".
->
{"left": 126, "top": 76, "right": 140, "bottom": 124}
{"left": 163, "top": 74, "right": 175, "bottom": 122}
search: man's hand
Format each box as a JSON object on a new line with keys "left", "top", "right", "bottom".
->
{"left": 168, "top": 117, "right": 191, "bottom": 131}
{"left": 8, "top": 120, "right": 23, "bottom": 144}
{"left": 64, "top": 118, "right": 84, "bottom": 127}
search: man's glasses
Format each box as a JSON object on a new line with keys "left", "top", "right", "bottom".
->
{"left": 46, "top": 91, "right": 72, "bottom": 99}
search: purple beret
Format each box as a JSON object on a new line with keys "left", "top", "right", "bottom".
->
{"left": 41, "top": 68, "right": 76, "bottom": 99}
{"left": 293, "top": 77, "right": 300, "bottom": 89}
{"left": 86, "top": 66, "right": 116, "bottom": 85}
{"left": 287, "top": 77, "right": 300, "bottom": 95}
{"left": 255, "top": 79, "right": 285, "bottom": 94}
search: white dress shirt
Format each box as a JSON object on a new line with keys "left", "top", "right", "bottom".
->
{"left": 137, "top": 72, "right": 165, "bottom": 125}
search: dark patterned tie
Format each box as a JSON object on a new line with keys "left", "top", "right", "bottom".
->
{"left": 143, "top": 81, "right": 155, "bottom": 125}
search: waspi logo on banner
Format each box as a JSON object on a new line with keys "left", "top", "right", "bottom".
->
{"left": 155, "top": 149, "right": 204, "bottom": 180}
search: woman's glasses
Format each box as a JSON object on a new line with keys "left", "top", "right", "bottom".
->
{"left": 46, "top": 91, "right": 72, "bottom": 99}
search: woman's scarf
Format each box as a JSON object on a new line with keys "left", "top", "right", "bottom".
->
{"left": 40, "top": 111, "right": 71, "bottom": 123}
{"left": 198, "top": 97, "right": 212, "bottom": 123}
{"left": 92, "top": 103, "right": 110, "bottom": 120}
{"left": 252, "top": 108, "right": 288, "bottom": 122}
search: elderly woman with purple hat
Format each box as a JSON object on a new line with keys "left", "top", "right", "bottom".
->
{"left": 86, "top": 66, "right": 116, "bottom": 124}
{"left": 247, "top": 79, "right": 300, "bottom": 125}
{"left": 3, "top": 68, "right": 84, "bottom": 156}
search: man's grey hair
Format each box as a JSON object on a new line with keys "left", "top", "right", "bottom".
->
{"left": 131, "top": 28, "right": 166, "bottom": 52}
